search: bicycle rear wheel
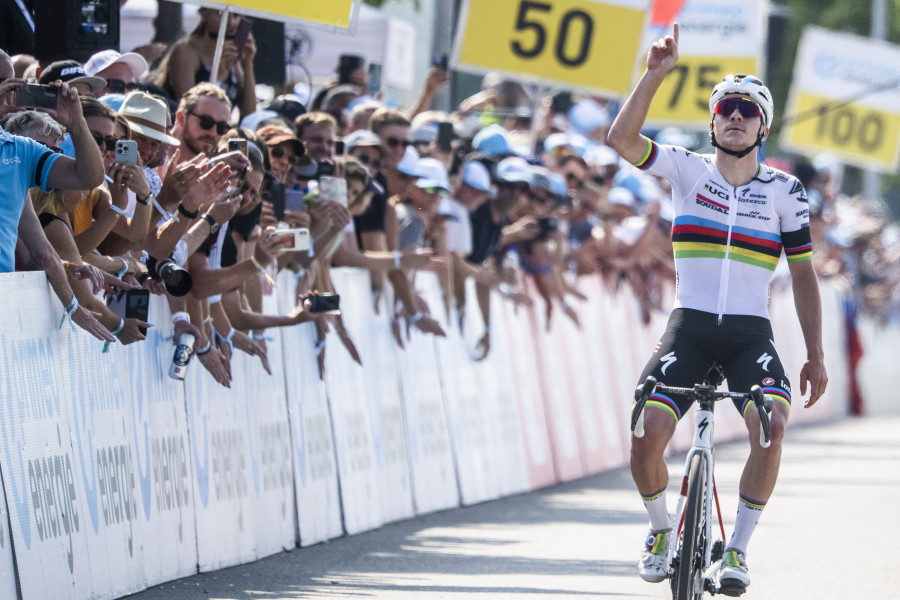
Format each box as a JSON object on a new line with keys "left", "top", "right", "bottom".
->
{"left": 673, "top": 453, "right": 708, "bottom": 600}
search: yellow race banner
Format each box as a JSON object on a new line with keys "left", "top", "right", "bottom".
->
{"left": 782, "top": 27, "right": 900, "bottom": 172}
{"left": 453, "top": 0, "right": 649, "bottom": 96}
{"left": 174, "top": 0, "right": 357, "bottom": 29}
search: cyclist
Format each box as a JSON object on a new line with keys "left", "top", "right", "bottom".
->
{"left": 607, "top": 24, "right": 828, "bottom": 596}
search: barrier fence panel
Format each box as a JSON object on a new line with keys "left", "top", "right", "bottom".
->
{"left": 396, "top": 273, "right": 460, "bottom": 515}
{"left": 123, "top": 300, "right": 196, "bottom": 589}
{"left": 497, "top": 294, "right": 557, "bottom": 489}
{"left": 276, "top": 272, "right": 342, "bottom": 546}
{"left": 330, "top": 268, "right": 414, "bottom": 526}
{"left": 322, "top": 271, "right": 384, "bottom": 535}
{"left": 0, "top": 474, "right": 16, "bottom": 600}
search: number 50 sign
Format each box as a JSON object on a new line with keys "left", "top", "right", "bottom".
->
{"left": 453, "top": 0, "right": 649, "bottom": 96}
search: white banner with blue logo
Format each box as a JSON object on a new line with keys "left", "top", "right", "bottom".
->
{"left": 0, "top": 474, "right": 18, "bottom": 600}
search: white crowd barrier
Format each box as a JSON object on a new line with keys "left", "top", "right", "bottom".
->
{"left": 0, "top": 268, "right": 849, "bottom": 600}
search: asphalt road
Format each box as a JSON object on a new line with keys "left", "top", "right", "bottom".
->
{"left": 123, "top": 415, "right": 900, "bottom": 600}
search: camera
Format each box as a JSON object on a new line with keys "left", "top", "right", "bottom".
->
{"left": 15, "top": 84, "right": 58, "bottom": 110}
{"left": 145, "top": 255, "right": 193, "bottom": 297}
{"left": 535, "top": 216, "right": 559, "bottom": 239}
{"left": 268, "top": 227, "right": 310, "bottom": 253}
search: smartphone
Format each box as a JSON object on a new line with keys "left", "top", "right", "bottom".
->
{"left": 318, "top": 175, "right": 347, "bottom": 207}
{"left": 228, "top": 138, "right": 248, "bottom": 157}
{"left": 283, "top": 188, "right": 306, "bottom": 212}
{"left": 315, "top": 161, "right": 335, "bottom": 179}
{"left": 551, "top": 91, "right": 573, "bottom": 114}
{"left": 232, "top": 18, "right": 253, "bottom": 54}
{"left": 535, "top": 216, "right": 559, "bottom": 239}
{"left": 115, "top": 139, "right": 138, "bottom": 164}
{"left": 107, "top": 289, "right": 150, "bottom": 335}
{"left": 15, "top": 84, "right": 58, "bottom": 110}
{"left": 431, "top": 53, "right": 449, "bottom": 70}
{"left": 367, "top": 63, "right": 382, "bottom": 96}
{"left": 269, "top": 227, "right": 310, "bottom": 253}
{"left": 307, "top": 293, "right": 341, "bottom": 315}
{"left": 262, "top": 176, "right": 285, "bottom": 221}
{"left": 334, "top": 140, "right": 345, "bottom": 157}
{"left": 437, "top": 121, "right": 454, "bottom": 152}
{"left": 338, "top": 54, "right": 365, "bottom": 85}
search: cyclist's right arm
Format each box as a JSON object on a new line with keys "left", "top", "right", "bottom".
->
{"left": 608, "top": 23, "right": 680, "bottom": 164}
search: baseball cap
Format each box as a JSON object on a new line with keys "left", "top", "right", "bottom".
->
{"left": 568, "top": 99, "right": 610, "bottom": 134}
{"left": 396, "top": 146, "right": 422, "bottom": 177}
{"left": 257, "top": 125, "right": 305, "bottom": 155}
{"left": 461, "top": 160, "right": 492, "bottom": 192}
{"left": 415, "top": 158, "right": 450, "bottom": 191}
{"left": 266, "top": 94, "right": 306, "bottom": 123}
{"left": 83, "top": 50, "right": 148, "bottom": 80}
{"left": 239, "top": 109, "right": 279, "bottom": 132}
{"left": 473, "top": 124, "right": 512, "bottom": 157}
{"left": 410, "top": 124, "right": 437, "bottom": 145}
{"left": 323, "top": 84, "right": 360, "bottom": 110}
{"left": 544, "top": 132, "right": 588, "bottom": 157}
{"left": 608, "top": 186, "right": 636, "bottom": 207}
{"left": 344, "top": 129, "right": 383, "bottom": 153}
{"left": 496, "top": 157, "right": 533, "bottom": 186}
{"left": 38, "top": 60, "right": 106, "bottom": 92}
{"left": 118, "top": 92, "right": 180, "bottom": 146}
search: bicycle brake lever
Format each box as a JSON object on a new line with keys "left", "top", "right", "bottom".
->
{"left": 750, "top": 386, "right": 772, "bottom": 448}
{"left": 631, "top": 376, "right": 657, "bottom": 437}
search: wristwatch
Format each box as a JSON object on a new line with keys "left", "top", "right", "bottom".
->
{"left": 201, "top": 213, "right": 219, "bottom": 234}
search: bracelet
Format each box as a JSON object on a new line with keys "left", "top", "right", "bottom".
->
{"left": 196, "top": 340, "right": 212, "bottom": 356}
{"left": 135, "top": 192, "right": 152, "bottom": 206}
{"left": 214, "top": 327, "right": 234, "bottom": 353}
{"left": 171, "top": 311, "right": 190, "bottom": 324}
{"left": 250, "top": 256, "right": 277, "bottom": 287}
{"left": 393, "top": 250, "right": 402, "bottom": 269}
{"left": 251, "top": 331, "right": 266, "bottom": 341}
{"left": 177, "top": 203, "right": 199, "bottom": 219}
{"left": 113, "top": 256, "right": 128, "bottom": 279}
{"left": 59, "top": 296, "right": 78, "bottom": 330}
{"left": 483, "top": 325, "right": 490, "bottom": 334}
{"left": 102, "top": 318, "right": 125, "bottom": 353}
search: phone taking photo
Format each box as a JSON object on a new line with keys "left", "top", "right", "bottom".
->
{"left": 437, "top": 122, "right": 454, "bottom": 152}
{"left": 115, "top": 140, "right": 138, "bottom": 164}
{"left": 232, "top": 18, "right": 253, "bottom": 54}
{"left": 107, "top": 288, "right": 150, "bottom": 335}
{"left": 307, "top": 293, "right": 341, "bottom": 315}
{"left": 228, "top": 138, "right": 249, "bottom": 157}
{"left": 318, "top": 175, "right": 347, "bottom": 207}
{"left": 15, "top": 84, "right": 59, "bottom": 110}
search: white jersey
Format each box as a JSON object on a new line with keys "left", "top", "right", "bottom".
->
{"left": 632, "top": 139, "right": 812, "bottom": 320}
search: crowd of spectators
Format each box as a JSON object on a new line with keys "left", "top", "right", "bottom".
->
{"left": 1, "top": 6, "right": 898, "bottom": 391}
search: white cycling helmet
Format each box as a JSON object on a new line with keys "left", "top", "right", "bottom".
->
{"left": 709, "top": 74, "right": 774, "bottom": 127}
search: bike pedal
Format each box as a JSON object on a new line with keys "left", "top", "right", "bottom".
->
{"left": 717, "top": 581, "right": 747, "bottom": 597}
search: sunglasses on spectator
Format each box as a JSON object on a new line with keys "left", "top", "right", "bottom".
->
{"left": 386, "top": 137, "right": 411, "bottom": 149}
{"left": 498, "top": 181, "right": 529, "bottom": 193}
{"left": 354, "top": 154, "right": 381, "bottom": 170}
{"left": 713, "top": 97, "right": 761, "bottom": 119}
{"left": 565, "top": 172, "right": 583, "bottom": 184}
{"left": 90, "top": 131, "right": 117, "bottom": 152}
{"left": 269, "top": 146, "right": 301, "bottom": 164}
{"left": 189, "top": 111, "right": 231, "bottom": 135}
{"left": 421, "top": 187, "right": 447, "bottom": 196}
{"left": 106, "top": 79, "right": 142, "bottom": 95}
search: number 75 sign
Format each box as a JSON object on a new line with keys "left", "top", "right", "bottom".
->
{"left": 453, "top": 0, "right": 649, "bottom": 96}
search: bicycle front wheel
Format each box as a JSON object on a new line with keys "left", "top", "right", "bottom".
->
{"left": 673, "top": 452, "right": 708, "bottom": 600}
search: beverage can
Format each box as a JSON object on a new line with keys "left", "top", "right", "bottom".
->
{"left": 169, "top": 333, "right": 195, "bottom": 380}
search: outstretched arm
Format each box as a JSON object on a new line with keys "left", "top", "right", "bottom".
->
{"left": 607, "top": 23, "right": 680, "bottom": 163}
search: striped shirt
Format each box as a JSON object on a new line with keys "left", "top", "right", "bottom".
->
{"left": 631, "top": 138, "right": 812, "bottom": 320}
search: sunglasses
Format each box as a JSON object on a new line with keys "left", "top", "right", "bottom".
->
{"left": 420, "top": 187, "right": 447, "bottom": 196}
{"left": 269, "top": 146, "right": 301, "bottom": 164}
{"left": 354, "top": 153, "right": 381, "bottom": 170}
{"left": 386, "top": 137, "right": 411, "bottom": 149}
{"left": 106, "top": 79, "right": 142, "bottom": 95}
{"left": 189, "top": 111, "right": 231, "bottom": 135}
{"left": 713, "top": 97, "right": 761, "bottom": 120}
{"left": 90, "top": 131, "right": 117, "bottom": 152}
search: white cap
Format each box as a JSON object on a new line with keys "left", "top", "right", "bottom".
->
{"left": 496, "top": 157, "right": 532, "bottom": 185}
{"left": 586, "top": 143, "right": 620, "bottom": 167}
{"left": 83, "top": 50, "right": 148, "bottom": 80}
{"left": 461, "top": 160, "right": 492, "bottom": 192}
{"left": 409, "top": 124, "right": 437, "bottom": 145}
{"left": 239, "top": 109, "right": 279, "bottom": 132}
{"left": 415, "top": 158, "right": 450, "bottom": 191}
{"left": 473, "top": 124, "right": 512, "bottom": 156}
{"left": 344, "top": 129, "right": 383, "bottom": 152}
{"left": 396, "top": 145, "right": 422, "bottom": 177}
{"left": 544, "top": 132, "right": 588, "bottom": 157}
{"left": 568, "top": 99, "right": 610, "bottom": 134}
{"left": 608, "top": 187, "right": 636, "bottom": 207}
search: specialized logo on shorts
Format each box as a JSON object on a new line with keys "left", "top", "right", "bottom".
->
{"left": 757, "top": 352, "right": 773, "bottom": 372}
{"left": 660, "top": 352, "right": 678, "bottom": 375}
{"left": 762, "top": 377, "right": 775, "bottom": 386}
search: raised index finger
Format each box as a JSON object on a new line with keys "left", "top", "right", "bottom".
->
{"left": 673, "top": 22, "right": 679, "bottom": 46}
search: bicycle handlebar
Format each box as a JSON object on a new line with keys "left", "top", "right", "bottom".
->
{"left": 630, "top": 376, "right": 773, "bottom": 447}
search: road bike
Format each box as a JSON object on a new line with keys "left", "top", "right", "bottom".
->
{"left": 631, "top": 363, "right": 772, "bottom": 599}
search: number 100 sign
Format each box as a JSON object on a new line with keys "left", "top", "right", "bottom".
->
{"left": 453, "top": 0, "right": 649, "bottom": 96}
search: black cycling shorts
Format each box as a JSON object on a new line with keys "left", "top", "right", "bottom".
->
{"left": 635, "top": 308, "right": 792, "bottom": 421}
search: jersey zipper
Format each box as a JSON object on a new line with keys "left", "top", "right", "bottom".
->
{"left": 716, "top": 186, "right": 738, "bottom": 325}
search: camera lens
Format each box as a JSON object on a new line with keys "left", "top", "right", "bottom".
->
{"left": 147, "top": 255, "right": 193, "bottom": 296}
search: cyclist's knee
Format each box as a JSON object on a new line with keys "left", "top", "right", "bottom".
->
{"left": 631, "top": 408, "right": 676, "bottom": 455}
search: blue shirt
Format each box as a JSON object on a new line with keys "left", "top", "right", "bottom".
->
{"left": 0, "top": 126, "right": 61, "bottom": 272}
